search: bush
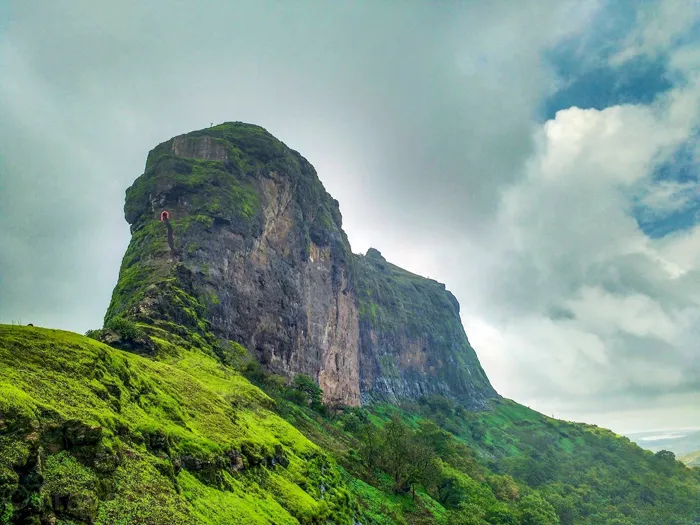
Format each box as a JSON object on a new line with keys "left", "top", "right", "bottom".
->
{"left": 84, "top": 329, "right": 102, "bottom": 341}
{"left": 105, "top": 317, "right": 142, "bottom": 340}
{"left": 214, "top": 340, "right": 249, "bottom": 369}
{"left": 290, "top": 374, "right": 324, "bottom": 411}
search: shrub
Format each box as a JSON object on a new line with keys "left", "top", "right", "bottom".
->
{"left": 84, "top": 329, "right": 102, "bottom": 341}
{"left": 290, "top": 374, "right": 323, "bottom": 410}
{"left": 105, "top": 317, "right": 142, "bottom": 340}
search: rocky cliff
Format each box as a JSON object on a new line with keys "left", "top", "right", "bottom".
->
{"left": 355, "top": 248, "right": 493, "bottom": 405}
{"left": 105, "top": 122, "right": 497, "bottom": 408}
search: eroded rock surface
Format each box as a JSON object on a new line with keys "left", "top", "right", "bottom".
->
{"left": 106, "top": 122, "right": 497, "bottom": 407}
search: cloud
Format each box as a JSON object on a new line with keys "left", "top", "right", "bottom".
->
{"left": 461, "top": 44, "right": 700, "bottom": 431}
{"left": 0, "top": 0, "right": 597, "bottom": 328}
{"left": 610, "top": 0, "right": 700, "bottom": 66}
{"left": 636, "top": 180, "right": 698, "bottom": 216}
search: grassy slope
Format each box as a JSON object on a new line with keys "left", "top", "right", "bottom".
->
{"left": 437, "top": 398, "right": 700, "bottom": 524}
{"left": 0, "top": 325, "right": 355, "bottom": 525}
{"left": 267, "top": 392, "right": 700, "bottom": 525}
{"left": 246, "top": 373, "right": 700, "bottom": 525}
{"left": 2, "top": 324, "right": 700, "bottom": 525}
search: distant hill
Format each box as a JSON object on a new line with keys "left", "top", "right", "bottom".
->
{"left": 627, "top": 429, "right": 700, "bottom": 456}
{"left": 681, "top": 450, "right": 700, "bottom": 467}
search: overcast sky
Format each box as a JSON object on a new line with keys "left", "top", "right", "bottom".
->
{"left": 2, "top": 0, "right": 700, "bottom": 434}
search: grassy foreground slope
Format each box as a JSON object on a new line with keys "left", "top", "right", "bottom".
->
{"left": 2, "top": 324, "right": 700, "bottom": 525}
{"left": 248, "top": 373, "right": 700, "bottom": 525}
{"left": 0, "top": 325, "right": 356, "bottom": 525}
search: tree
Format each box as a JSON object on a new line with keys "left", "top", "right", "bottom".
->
{"left": 379, "top": 416, "right": 414, "bottom": 492}
{"left": 341, "top": 411, "right": 363, "bottom": 433}
{"left": 518, "top": 493, "right": 560, "bottom": 525}
{"left": 358, "top": 422, "right": 382, "bottom": 471}
{"left": 290, "top": 374, "right": 323, "bottom": 410}
{"left": 485, "top": 502, "right": 519, "bottom": 525}
{"left": 368, "top": 415, "right": 440, "bottom": 497}
{"left": 654, "top": 450, "right": 676, "bottom": 462}
{"left": 488, "top": 474, "right": 520, "bottom": 502}
{"left": 417, "top": 420, "right": 456, "bottom": 459}
{"left": 431, "top": 468, "right": 468, "bottom": 508}
{"left": 446, "top": 503, "right": 488, "bottom": 525}
{"left": 404, "top": 436, "right": 438, "bottom": 499}
{"left": 105, "top": 316, "right": 142, "bottom": 340}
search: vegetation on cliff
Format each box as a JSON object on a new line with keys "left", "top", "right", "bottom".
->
{"left": 103, "top": 121, "right": 496, "bottom": 409}
{"left": 245, "top": 363, "right": 700, "bottom": 525}
{"left": 107, "top": 122, "right": 350, "bottom": 333}
{"left": 354, "top": 248, "right": 496, "bottom": 406}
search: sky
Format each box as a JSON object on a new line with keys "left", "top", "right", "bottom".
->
{"left": 1, "top": 0, "right": 700, "bottom": 435}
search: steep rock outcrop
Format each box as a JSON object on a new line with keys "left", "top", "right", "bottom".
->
{"left": 355, "top": 248, "right": 494, "bottom": 405}
{"left": 106, "top": 122, "right": 497, "bottom": 407}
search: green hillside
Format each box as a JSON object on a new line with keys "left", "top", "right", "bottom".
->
{"left": 0, "top": 325, "right": 355, "bottom": 524}
{"left": 2, "top": 324, "right": 699, "bottom": 524}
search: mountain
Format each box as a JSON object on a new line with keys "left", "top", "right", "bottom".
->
{"left": 105, "top": 122, "right": 496, "bottom": 408}
{"left": 627, "top": 429, "right": 700, "bottom": 456}
{"left": 1, "top": 122, "right": 699, "bottom": 525}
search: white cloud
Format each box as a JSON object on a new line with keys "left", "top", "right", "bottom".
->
{"left": 459, "top": 54, "right": 700, "bottom": 431}
{"left": 0, "top": 0, "right": 602, "bottom": 333}
{"left": 637, "top": 180, "right": 698, "bottom": 215}
{"left": 610, "top": 0, "right": 700, "bottom": 65}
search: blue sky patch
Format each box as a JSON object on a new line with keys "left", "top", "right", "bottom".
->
{"left": 539, "top": 0, "right": 683, "bottom": 120}
{"left": 542, "top": 56, "right": 672, "bottom": 120}
{"left": 633, "top": 139, "right": 700, "bottom": 238}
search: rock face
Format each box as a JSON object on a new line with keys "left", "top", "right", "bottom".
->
{"left": 355, "top": 249, "right": 494, "bottom": 405}
{"left": 106, "top": 122, "right": 497, "bottom": 407}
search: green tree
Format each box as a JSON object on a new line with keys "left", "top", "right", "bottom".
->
{"left": 378, "top": 415, "right": 415, "bottom": 492}
{"left": 518, "top": 493, "right": 559, "bottom": 525}
{"left": 417, "top": 420, "right": 456, "bottom": 458}
{"left": 488, "top": 474, "right": 520, "bottom": 502}
{"left": 434, "top": 474, "right": 468, "bottom": 508}
{"left": 654, "top": 449, "right": 676, "bottom": 463}
{"left": 485, "top": 502, "right": 519, "bottom": 525}
{"left": 105, "top": 316, "right": 142, "bottom": 340}
{"left": 358, "top": 421, "right": 382, "bottom": 471}
{"left": 290, "top": 374, "right": 323, "bottom": 410}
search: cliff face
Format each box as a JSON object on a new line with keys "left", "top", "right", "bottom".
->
{"left": 355, "top": 248, "right": 494, "bottom": 405}
{"left": 106, "top": 122, "right": 497, "bottom": 407}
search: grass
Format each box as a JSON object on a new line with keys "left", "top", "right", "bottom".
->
{"left": 0, "top": 325, "right": 355, "bottom": 524}
{"left": 2, "top": 324, "right": 700, "bottom": 524}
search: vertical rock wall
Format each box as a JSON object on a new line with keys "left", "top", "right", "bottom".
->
{"left": 106, "top": 122, "right": 497, "bottom": 407}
